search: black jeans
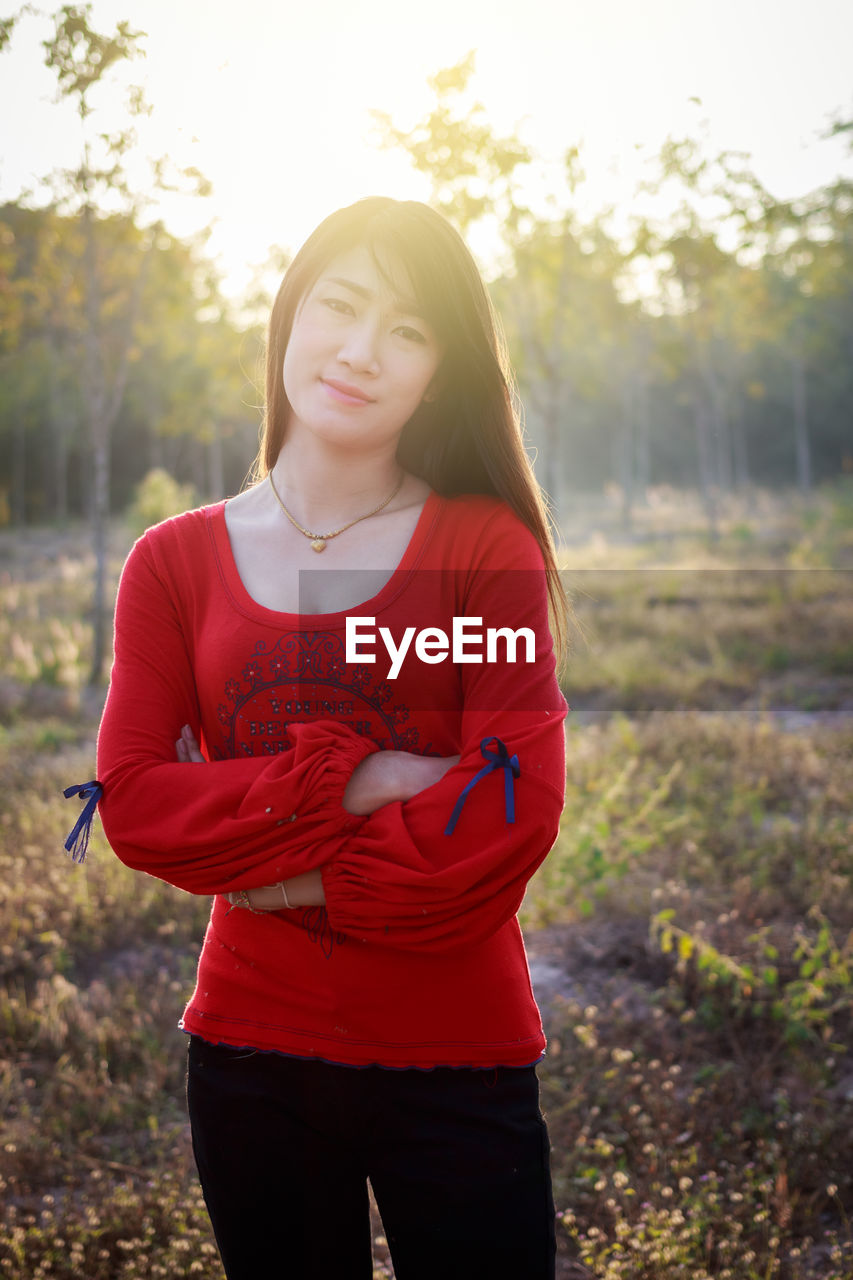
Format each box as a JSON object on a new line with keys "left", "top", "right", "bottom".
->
{"left": 186, "top": 1035, "right": 556, "bottom": 1280}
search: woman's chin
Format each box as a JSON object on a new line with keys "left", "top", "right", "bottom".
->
{"left": 287, "top": 414, "right": 407, "bottom": 458}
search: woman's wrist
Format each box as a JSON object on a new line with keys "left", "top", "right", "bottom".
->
{"left": 225, "top": 868, "right": 326, "bottom": 913}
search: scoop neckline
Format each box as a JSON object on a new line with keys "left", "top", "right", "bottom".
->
{"left": 208, "top": 488, "right": 442, "bottom": 627}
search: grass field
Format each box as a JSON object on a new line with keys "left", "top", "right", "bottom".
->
{"left": 1, "top": 483, "right": 851, "bottom": 1278}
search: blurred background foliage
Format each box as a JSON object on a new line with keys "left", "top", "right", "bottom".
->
{"left": 1, "top": 33, "right": 852, "bottom": 532}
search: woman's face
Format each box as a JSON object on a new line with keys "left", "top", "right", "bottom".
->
{"left": 281, "top": 244, "right": 443, "bottom": 457}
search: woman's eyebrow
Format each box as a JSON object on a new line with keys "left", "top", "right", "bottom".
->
{"left": 323, "top": 276, "right": 425, "bottom": 319}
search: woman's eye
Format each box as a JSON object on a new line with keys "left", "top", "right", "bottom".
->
{"left": 395, "top": 325, "right": 427, "bottom": 344}
{"left": 323, "top": 297, "right": 354, "bottom": 315}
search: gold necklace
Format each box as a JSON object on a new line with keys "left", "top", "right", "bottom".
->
{"left": 268, "top": 470, "right": 404, "bottom": 552}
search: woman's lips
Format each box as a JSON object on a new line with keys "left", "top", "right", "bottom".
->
{"left": 322, "top": 378, "right": 374, "bottom": 406}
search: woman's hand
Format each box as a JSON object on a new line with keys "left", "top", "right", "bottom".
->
{"left": 174, "top": 729, "right": 459, "bottom": 913}
{"left": 175, "top": 724, "right": 206, "bottom": 763}
{"left": 343, "top": 750, "right": 460, "bottom": 815}
{"left": 174, "top": 726, "right": 322, "bottom": 913}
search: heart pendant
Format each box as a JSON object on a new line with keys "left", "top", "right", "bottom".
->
{"left": 311, "top": 539, "right": 326, "bottom": 552}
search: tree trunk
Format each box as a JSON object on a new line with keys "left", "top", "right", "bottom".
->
{"left": 84, "top": 208, "right": 153, "bottom": 684}
{"left": 615, "top": 378, "right": 635, "bottom": 531}
{"left": 635, "top": 375, "right": 651, "bottom": 501}
{"left": 791, "top": 353, "right": 812, "bottom": 493}
{"left": 730, "top": 394, "right": 751, "bottom": 490}
{"left": 208, "top": 418, "right": 225, "bottom": 500}
{"left": 12, "top": 409, "right": 26, "bottom": 526}
{"left": 89, "top": 418, "right": 110, "bottom": 684}
{"left": 711, "top": 388, "right": 733, "bottom": 493}
{"left": 541, "top": 396, "right": 561, "bottom": 520}
{"left": 48, "top": 336, "right": 69, "bottom": 524}
{"left": 693, "top": 396, "right": 718, "bottom": 539}
{"left": 55, "top": 417, "right": 70, "bottom": 525}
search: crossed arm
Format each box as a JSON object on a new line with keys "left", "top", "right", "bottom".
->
{"left": 175, "top": 723, "right": 460, "bottom": 912}
{"left": 101, "top": 509, "right": 566, "bottom": 949}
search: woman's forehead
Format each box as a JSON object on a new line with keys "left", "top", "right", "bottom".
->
{"left": 315, "top": 244, "right": 423, "bottom": 314}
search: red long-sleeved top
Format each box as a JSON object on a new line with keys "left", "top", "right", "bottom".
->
{"left": 96, "top": 490, "right": 568, "bottom": 1067}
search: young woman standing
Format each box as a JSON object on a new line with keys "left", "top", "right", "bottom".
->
{"left": 93, "top": 197, "right": 569, "bottom": 1278}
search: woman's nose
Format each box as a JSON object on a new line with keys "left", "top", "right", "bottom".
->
{"left": 337, "top": 318, "right": 381, "bottom": 373}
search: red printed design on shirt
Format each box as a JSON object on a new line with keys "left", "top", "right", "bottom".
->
{"left": 212, "top": 632, "right": 428, "bottom": 760}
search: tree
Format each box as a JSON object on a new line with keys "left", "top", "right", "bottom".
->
{"left": 122, "top": 243, "right": 264, "bottom": 502}
{"left": 495, "top": 200, "right": 635, "bottom": 516}
{"left": 373, "top": 54, "right": 582, "bottom": 509}
{"left": 2, "top": 3, "right": 211, "bottom": 681}
{"left": 372, "top": 52, "right": 532, "bottom": 241}
{"left": 0, "top": 200, "right": 83, "bottom": 524}
{"left": 0, "top": 202, "right": 258, "bottom": 521}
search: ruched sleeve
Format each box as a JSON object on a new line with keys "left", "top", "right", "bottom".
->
{"left": 96, "top": 521, "right": 379, "bottom": 896}
{"left": 321, "top": 506, "right": 568, "bottom": 951}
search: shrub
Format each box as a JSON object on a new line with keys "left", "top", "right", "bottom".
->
{"left": 126, "top": 469, "right": 196, "bottom": 538}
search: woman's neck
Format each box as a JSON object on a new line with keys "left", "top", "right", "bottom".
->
{"left": 270, "top": 440, "right": 405, "bottom": 529}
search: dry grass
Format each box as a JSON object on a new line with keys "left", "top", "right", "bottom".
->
{"left": 1, "top": 483, "right": 851, "bottom": 1278}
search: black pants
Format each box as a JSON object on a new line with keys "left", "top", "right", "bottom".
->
{"left": 186, "top": 1035, "right": 556, "bottom": 1279}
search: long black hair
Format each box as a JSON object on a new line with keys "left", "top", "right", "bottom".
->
{"left": 257, "top": 197, "right": 568, "bottom": 659}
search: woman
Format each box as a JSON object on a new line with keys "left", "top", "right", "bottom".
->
{"left": 92, "top": 197, "right": 569, "bottom": 1279}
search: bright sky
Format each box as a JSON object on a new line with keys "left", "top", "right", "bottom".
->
{"left": 2, "top": 0, "right": 851, "bottom": 301}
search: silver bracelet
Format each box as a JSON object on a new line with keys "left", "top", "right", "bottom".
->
{"left": 279, "top": 880, "right": 295, "bottom": 909}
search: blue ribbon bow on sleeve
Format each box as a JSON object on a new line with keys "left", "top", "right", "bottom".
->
{"left": 63, "top": 780, "right": 103, "bottom": 864}
{"left": 444, "top": 737, "right": 520, "bottom": 836}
